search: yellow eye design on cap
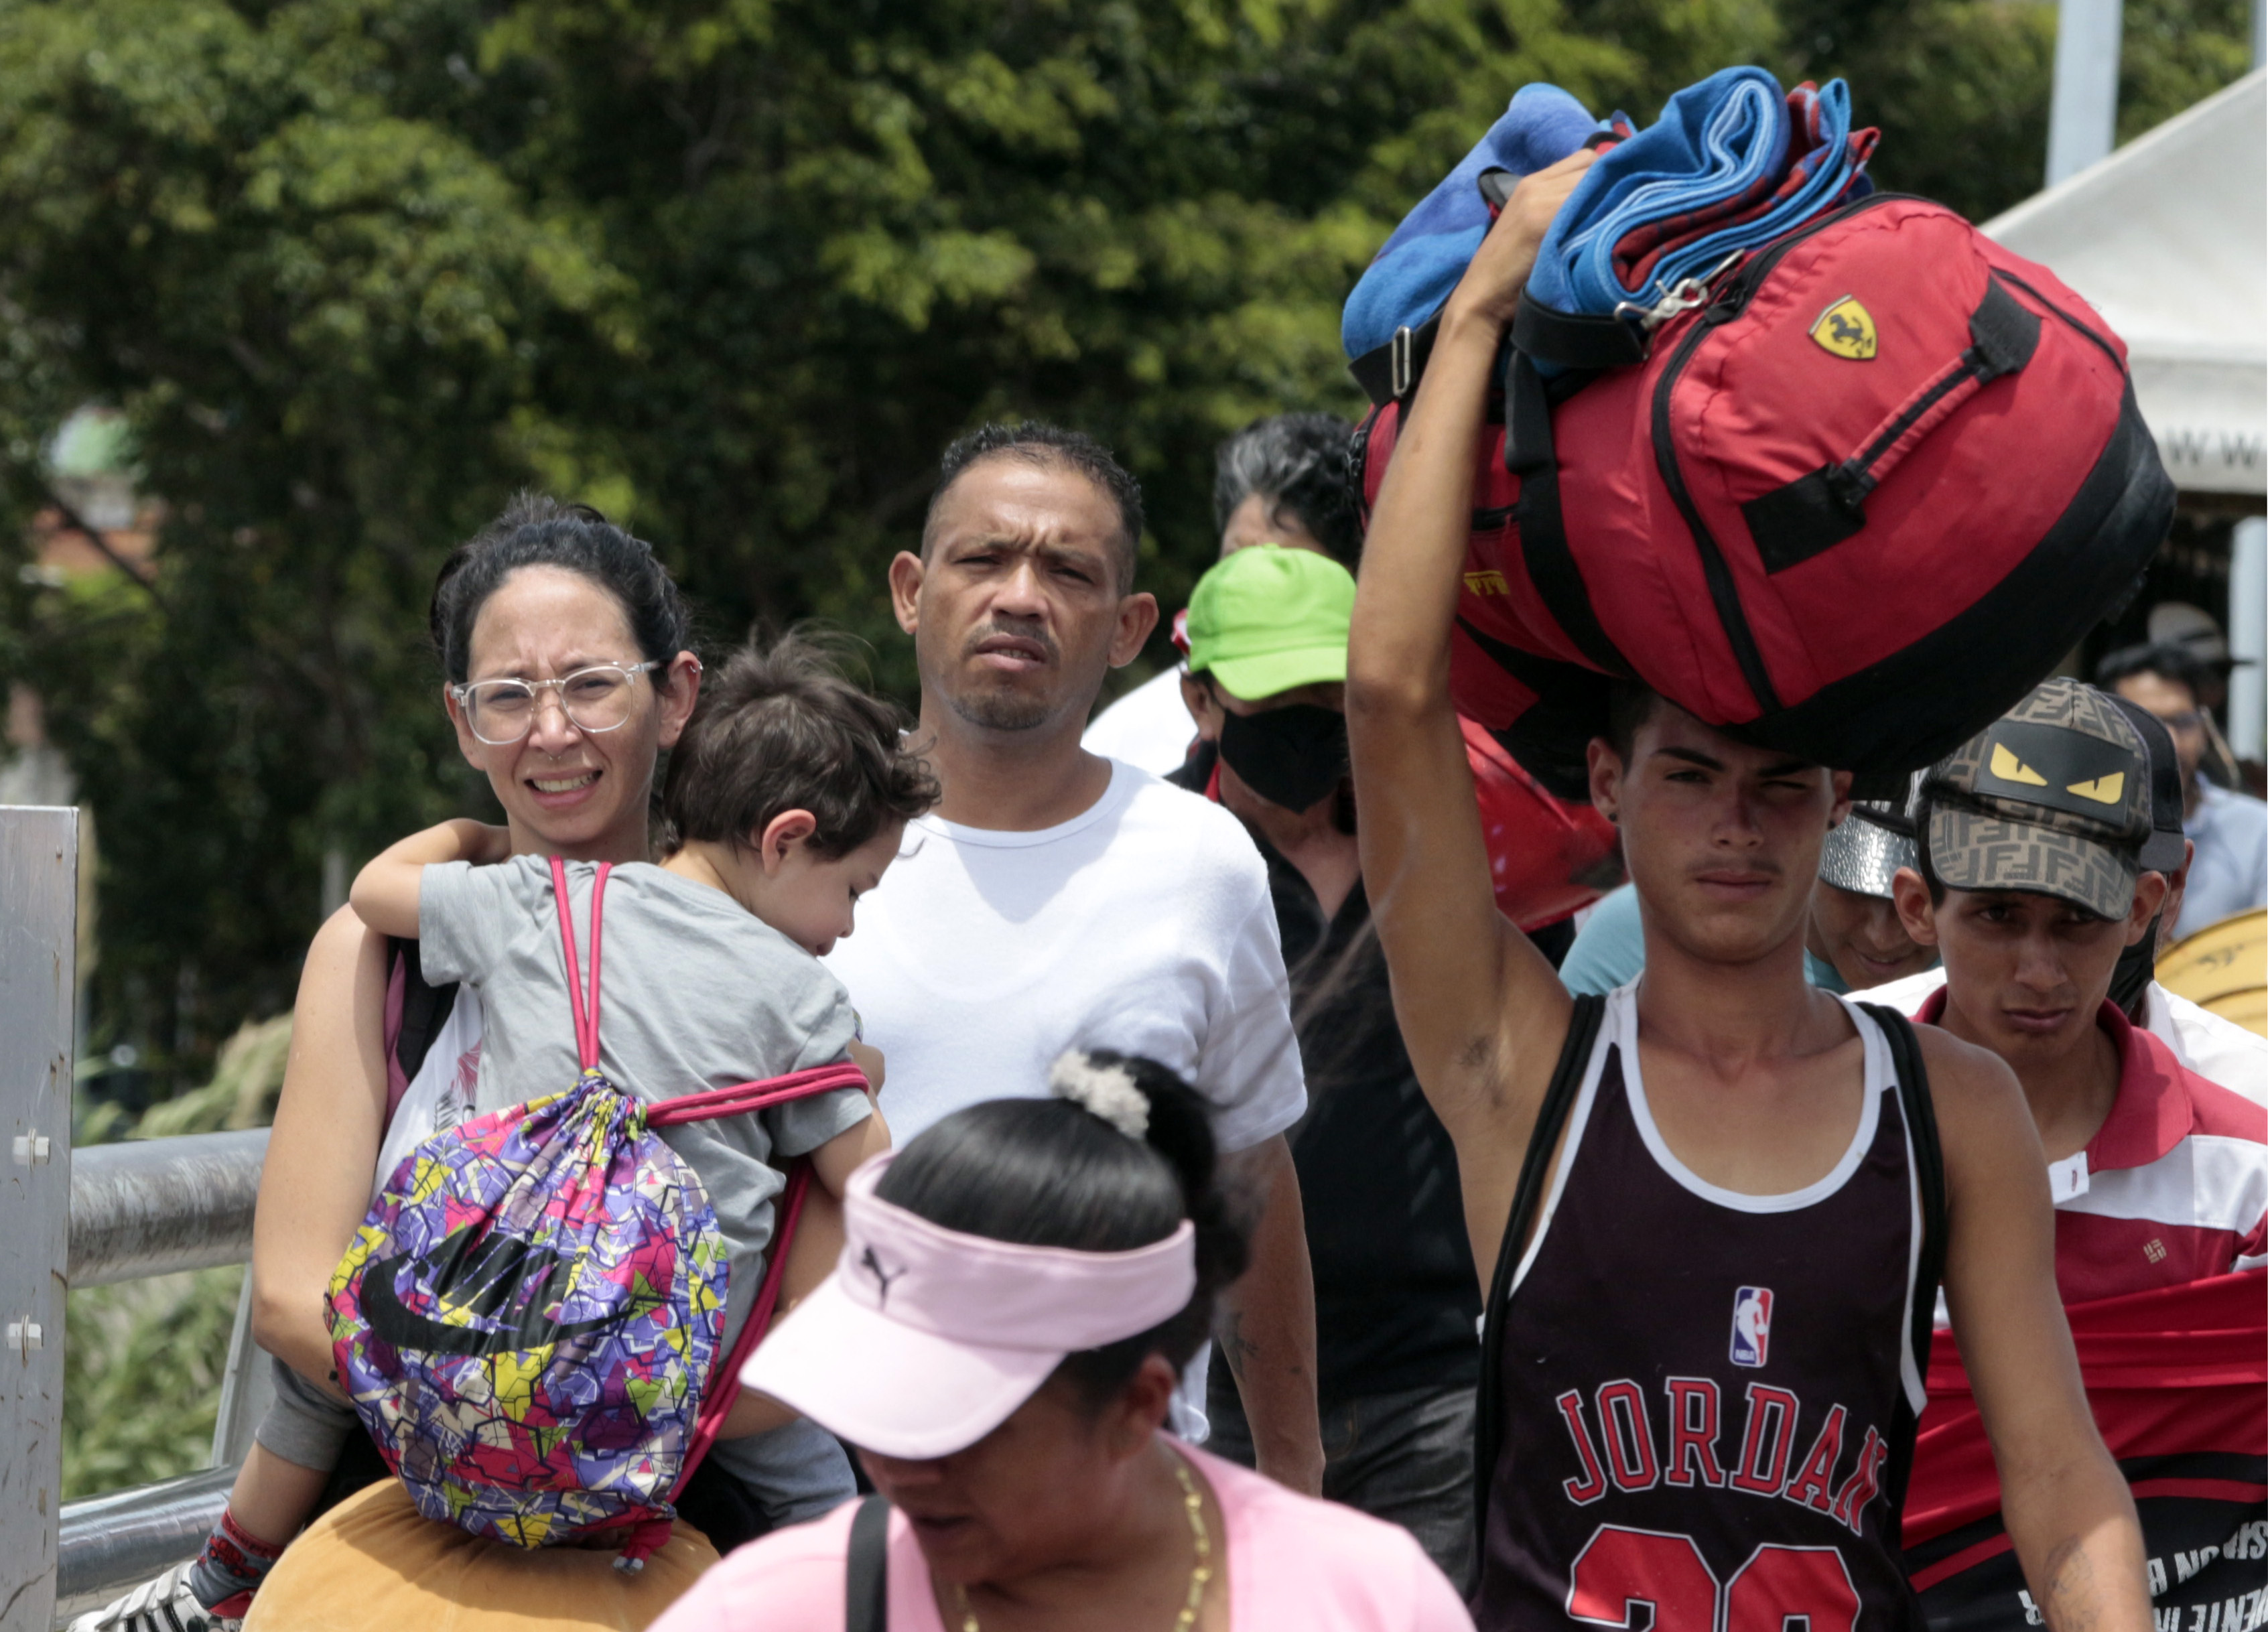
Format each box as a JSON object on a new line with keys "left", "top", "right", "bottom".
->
{"left": 1989, "top": 743, "right": 2047, "bottom": 786}
{"left": 2066, "top": 772, "right": 2125, "bottom": 804}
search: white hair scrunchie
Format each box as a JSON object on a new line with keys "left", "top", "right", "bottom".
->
{"left": 1049, "top": 1050, "right": 1150, "bottom": 1141}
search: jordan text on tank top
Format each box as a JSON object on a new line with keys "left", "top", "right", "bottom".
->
{"left": 1475, "top": 985, "right": 1930, "bottom": 1632}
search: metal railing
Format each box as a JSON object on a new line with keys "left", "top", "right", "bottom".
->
{"left": 69, "top": 1130, "right": 269, "bottom": 1287}
{"left": 4, "top": 807, "right": 277, "bottom": 1630}
{"left": 54, "top": 1467, "right": 241, "bottom": 1627}
{"left": 52, "top": 1132, "right": 269, "bottom": 1626}
{"left": 4, "top": 807, "right": 77, "bottom": 1632}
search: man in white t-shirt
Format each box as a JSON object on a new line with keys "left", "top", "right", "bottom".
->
{"left": 825, "top": 421, "right": 1326, "bottom": 1492}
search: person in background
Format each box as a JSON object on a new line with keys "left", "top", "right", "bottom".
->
{"left": 1889, "top": 678, "right": 2264, "bottom": 1297}
{"left": 1558, "top": 792, "right": 1936, "bottom": 996}
{"left": 2099, "top": 642, "right": 2267, "bottom": 936}
{"left": 655, "top": 1052, "right": 1474, "bottom": 1632}
{"left": 2145, "top": 602, "right": 2237, "bottom": 735}
{"left": 1162, "top": 543, "right": 1481, "bottom": 1582}
{"left": 1871, "top": 697, "right": 2267, "bottom": 1102}
{"left": 823, "top": 422, "right": 1325, "bottom": 1493}
{"left": 1889, "top": 679, "right": 2265, "bottom": 1631}
{"left": 1084, "top": 413, "right": 1359, "bottom": 775}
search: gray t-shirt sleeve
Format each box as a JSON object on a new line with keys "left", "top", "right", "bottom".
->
{"left": 417, "top": 857, "right": 529, "bottom": 986}
{"left": 757, "top": 955, "right": 870, "bottom": 1158}
{"left": 767, "top": 1085, "right": 874, "bottom": 1160}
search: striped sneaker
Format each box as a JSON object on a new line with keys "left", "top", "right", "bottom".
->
{"left": 68, "top": 1560, "right": 243, "bottom": 1632}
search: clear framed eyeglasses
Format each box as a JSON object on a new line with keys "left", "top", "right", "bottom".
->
{"left": 450, "top": 661, "right": 661, "bottom": 746}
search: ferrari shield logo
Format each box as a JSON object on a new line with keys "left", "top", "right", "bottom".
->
{"left": 1810, "top": 295, "right": 1878, "bottom": 360}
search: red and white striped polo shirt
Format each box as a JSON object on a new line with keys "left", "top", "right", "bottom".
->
{"left": 1918, "top": 992, "right": 2268, "bottom": 1304}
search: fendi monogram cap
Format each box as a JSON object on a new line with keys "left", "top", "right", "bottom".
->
{"left": 1922, "top": 678, "right": 2151, "bottom": 919}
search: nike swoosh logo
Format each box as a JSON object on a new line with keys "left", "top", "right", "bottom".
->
{"left": 358, "top": 1225, "right": 631, "bottom": 1358}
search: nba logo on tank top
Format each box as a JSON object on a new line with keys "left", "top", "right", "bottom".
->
{"left": 1730, "top": 1288, "right": 1773, "bottom": 1367}
{"left": 1474, "top": 987, "right": 1938, "bottom": 1632}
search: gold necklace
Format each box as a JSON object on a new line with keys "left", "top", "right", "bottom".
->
{"left": 950, "top": 1453, "right": 1213, "bottom": 1632}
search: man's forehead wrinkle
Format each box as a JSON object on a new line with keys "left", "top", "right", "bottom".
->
{"left": 943, "top": 521, "right": 1114, "bottom": 566}
{"left": 923, "top": 446, "right": 1139, "bottom": 590}
{"left": 932, "top": 492, "right": 1124, "bottom": 590}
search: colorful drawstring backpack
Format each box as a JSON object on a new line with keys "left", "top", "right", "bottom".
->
{"left": 327, "top": 858, "right": 866, "bottom": 1568}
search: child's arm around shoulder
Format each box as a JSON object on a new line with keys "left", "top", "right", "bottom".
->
{"left": 844, "top": 1037, "right": 885, "bottom": 1095}
{"left": 348, "top": 819, "right": 513, "bottom": 938}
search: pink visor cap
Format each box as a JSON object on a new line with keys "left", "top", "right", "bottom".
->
{"left": 740, "top": 1151, "right": 1197, "bottom": 1460}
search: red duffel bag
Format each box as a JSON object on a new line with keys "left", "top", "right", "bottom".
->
{"left": 1354, "top": 193, "right": 2174, "bottom": 796}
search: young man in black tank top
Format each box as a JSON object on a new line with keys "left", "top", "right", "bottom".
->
{"left": 1345, "top": 149, "right": 2149, "bottom": 1632}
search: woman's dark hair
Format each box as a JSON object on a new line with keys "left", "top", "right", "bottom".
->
{"left": 875, "top": 1052, "right": 1253, "bottom": 1416}
{"left": 1212, "top": 414, "right": 1363, "bottom": 568}
{"left": 429, "top": 493, "right": 691, "bottom": 685}
{"left": 662, "top": 627, "right": 939, "bottom": 858}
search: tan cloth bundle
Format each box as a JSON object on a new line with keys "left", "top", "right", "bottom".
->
{"left": 243, "top": 1481, "right": 720, "bottom": 1632}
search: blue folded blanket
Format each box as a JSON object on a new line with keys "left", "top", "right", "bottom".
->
{"left": 1340, "top": 84, "right": 1611, "bottom": 362}
{"left": 1342, "top": 68, "right": 1877, "bottom": 361}
{"left": 1530, "top": 68, "right": 1874, "bottom": 318}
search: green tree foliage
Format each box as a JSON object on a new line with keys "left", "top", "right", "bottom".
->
{"left": 0, "top": 0, "right": 2251, "bottom": 1082}
{"left": 0, "top": 0, "right": 634, "bottom": 1059}
{"left": 1767, "top": 0, "right": 2253, "bottom": 222}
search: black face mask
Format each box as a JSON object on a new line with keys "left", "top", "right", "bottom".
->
{"left": 1217, "top": 703, "right": 1349, "bottom": 813}
{"left": 2108, "top": 908, "right": 2161, "bottom": 1022}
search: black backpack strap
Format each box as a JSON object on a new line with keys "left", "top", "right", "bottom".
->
{"left": 1347, "top": 312, "right": 1445, "bottom": 406}
{"left": 1471, "top": 992, "right": 1609, "bottom": 1580}
{"left": 1512, "top": 291, "right": 1649, "bottom": 372}
{"left": 1499, "top": 346, "right": 1631, "bottom": 681}
{"left": 388, "top": 937, "right": 460, "bottom": 1085}
{"left": 1858, "top": 1004, "right": 1948, "bottom": 1385}
{"left": 846, "top": 1494, "right": 890, "bottom": 1632}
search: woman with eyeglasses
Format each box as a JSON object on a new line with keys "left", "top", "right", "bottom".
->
{"left": 73, "top": 497, "right": 870, "bottom": 1632}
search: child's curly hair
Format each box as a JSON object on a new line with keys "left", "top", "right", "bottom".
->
{"left": 662, "top": 628, "right": 937, "bottom": 858}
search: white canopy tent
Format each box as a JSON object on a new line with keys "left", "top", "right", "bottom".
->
{"left": 1986, "top": 67, "right": 2266, "bottom": 498}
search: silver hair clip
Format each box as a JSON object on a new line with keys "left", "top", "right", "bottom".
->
{"left": 1049, "top": 1051, "right": 1149, "bottom": 1141}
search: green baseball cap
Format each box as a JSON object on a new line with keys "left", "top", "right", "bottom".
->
{"left": 1185, "top": 545, "right": 1355, "bottom": 700}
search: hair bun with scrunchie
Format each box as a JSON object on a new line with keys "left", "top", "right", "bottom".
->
{"left": 1049, "top": 1050, "right": 1150, "bottom": 1141}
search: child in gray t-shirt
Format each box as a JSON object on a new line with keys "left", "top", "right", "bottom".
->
{"left": 347, "top": 634, "right": 939, "bottom": 1499}
{"left": 117, "top": 632, "right": 939, "bottom": 1632}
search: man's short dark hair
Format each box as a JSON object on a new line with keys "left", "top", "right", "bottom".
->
{"left": 1604, "top": 681, "right": 1665, "bottom": 765}
{"left": 2095, "top": 641, "right": 2207, "bottom": 707}
{"left": 662, "top": 628, "right": 939, "bottom": 858}
{"left": 1212, "top": 414, "right": 1363, "bottom": 567}
{"left": 921, "top": 421, "right": 1145, "bottom": 590}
